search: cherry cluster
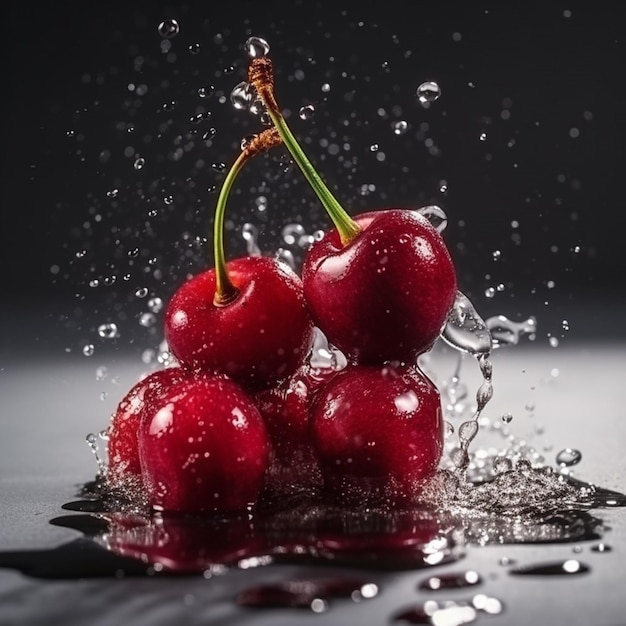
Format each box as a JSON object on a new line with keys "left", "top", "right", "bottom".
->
{"left": 104, "top": 47, "right": 458, "bottom": 514}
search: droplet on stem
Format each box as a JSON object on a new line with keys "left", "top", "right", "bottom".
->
{"left": 245, "top": 36, "right": 270, "bottom": 58}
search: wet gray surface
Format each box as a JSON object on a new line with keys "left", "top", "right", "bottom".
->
{"left": 1, "top": 337, "right": 625, "bottom": 626}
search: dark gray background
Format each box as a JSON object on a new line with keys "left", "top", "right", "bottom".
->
{"left": 2, "top": 1, "right": 625, "bottom": 357}
{"left": 1, "top": 5, "right": 626, "bottom": 624}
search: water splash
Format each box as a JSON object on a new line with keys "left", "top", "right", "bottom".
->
{"left": 485, "top": 315, "right": 537, "bottom": 348}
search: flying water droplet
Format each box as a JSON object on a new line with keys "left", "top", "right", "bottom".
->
{"left": 416, "top": 81, "right": 441, "bottom": 105}
{"left": 148, "top": 297, "right": 163, "bottom": 313}
{"left": 230, "top": 81, "right": 254, "bottom": 110}
{"left": 299, "top": 105, "right": 315, "bottom": 120}
{"left": 392, "top": 120, "right": 409, "bottom": 135}
{"left": 556, "top": 448, "right": 582, "bottom": 467}
{"left": 485, "top": 315, "right": 537, "bottom": 348}
{"left": 282, "top": 223, "right": 306, "bottom": 245}
{"left": 97, "top": 323, "right": 119, "bottom": 340}
{"left": 158, "top": 19, "right": 179, "bottom": 39}
{"left": 417, "top": 205, "right": 447, "bottom": 233}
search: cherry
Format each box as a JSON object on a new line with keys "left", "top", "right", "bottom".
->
{"left": 254, "top": 365, "right": 314, "bottom": 461}
{"left": 106, "top": 366, "right": 188, "bottom": 488}
{"left": 302, "top": 210, "right": 456, "bottom": 363}
{"left": 164, "top": 128, "right": 314, "bottom": 390}
{"left": 248, "top": 54, "right": 457, "bottom": 364}
{"left": 138, "top": 373, "right": 270, "bottom": 513}
{"left": 310, "top": 364, "right": 444, "bottom": 503}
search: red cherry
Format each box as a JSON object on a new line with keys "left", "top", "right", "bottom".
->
{"left": 164, "top": 255, "right": 313, "bottom": 390}
{"left": 138, "top": 374, "right": 270, "bottom": 513}
{"left": 310, "top": 364, "right": 444, "bottom": 503}
{"left": 248, "top": 58, "right": 456, "bottom": 364}
{"left": 254, "top": 366, "right": 313, "bottom": 460}
{"left": 302, "top": 210, "right": 456, "bottom": 364}
{"left": 254, "top": 363, "right": 338, "bottom": 497}
{"left": 106, "top": 367, "right": 188, "bottom": 488}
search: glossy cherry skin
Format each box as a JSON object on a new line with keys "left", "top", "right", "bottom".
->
{"left": 106, "top": 367, "right": 188, "bottom": 488}
{"left": 310, "top": 364, "right": 444, "bottom": 503}
{"left": 138, "top": 374, "right": 270, "bottom": 513}
{"left": 254, "top": 367, "right": 313, "bottom": 461}
{"left": 254, "top": 363, "right": 340, "bottom": 498}
{"left": 254, "top": 362, "right": 339, "bottom": 458}
{"left": 164, "top": 255, "right": 314, "bottom": 391}
{"left": 302, "top": 209, "right": 457, "bottom": 364}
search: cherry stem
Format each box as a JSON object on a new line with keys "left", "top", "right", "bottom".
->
{"left": 213, "top": 128, "right": 282, "bottom": 307}
{"left": 249, "top": 57, "right": 361, "bottom": 246}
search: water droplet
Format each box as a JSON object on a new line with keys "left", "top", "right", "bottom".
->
{"left": 556, "top": 448, "right": 582, "bottom": 467}
{"left": 82, "top": 344, "right": 95, "bottom": 357}
{"left": 230, "top": 81, "right": 254, "bottom": 110}
{"left": 282, "top": 223, "right": 306, "bottom": 245}
{"left": 485, "top": 315, "right": 537, "bottom": 349}
{"left": 459, "top": 420, "right": 479, "bottom": 446}
{"left": 188, "top": 43, "right": 200, "bottom": 55}
{"left": 417, "top": 205, "right": 447, "bottom": 233}
{"left": 245, "top": 36, "right": 270, "bottom": 58}
{"left": 158, "top": 19, "right": 179, "bottom": 39}
{"left": 97, "top": 323, "right": 119, "bottom": 340}
{"left": 392, "top": 120, "right": 409, "bottom": 135}
{"left": 418, "top": 570, "right": 482, "bottom": 591}
{"left": 591, "top": 543, "right": 612, "bottom": 553}
{"left": 510, "top": 559, "right": 589, "bottom": 576}
{"left": 479, "top": 132, "right": 487, "bottom": 141}
{"left": 198, "top": 86, "right": 214, "bottom": 99}
{"left": 85, "top": 432, "right": 106, "bottom": 475}
{"left": 501, "top": 412, "right": 513, "bottom": 424}
{"left": 133, "top": 157, "right": 145, "bottom": 170}
{"left": 442, "top": 291, "right": 492, "bottom": 357}
{"left": 242, "top": 223, "right": 261, "bottom": 256}
{"left": 255, "top": 195, "right": 268, "bottom": 212}
{"left": 416, "top": 81, "right": 441, "bottom": 105}
{"left": 95, "top": 366, "right": 108, "bottom": 381}
{"left": 299, "top": 104, "right": 315, "bottom": 120}
{"left": 139, "top": 313, "right": 156, "bottom": 328}
{"left": 148, "top": 297, "right": 163, "bottom": 313}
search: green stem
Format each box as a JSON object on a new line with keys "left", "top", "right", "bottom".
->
{"left": 213, "top": 150, "right": 246, "bottom": 306}
{"left": 258, "top": 89, "right": 361, "bottom": 245}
